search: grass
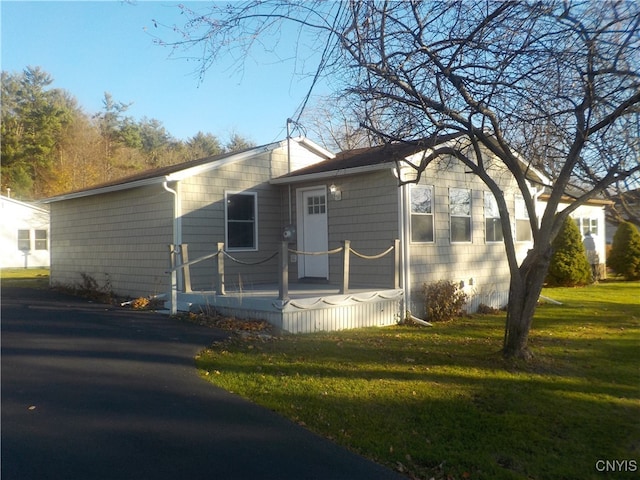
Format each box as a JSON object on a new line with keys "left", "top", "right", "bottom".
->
{"left": 196, "top": 281, "right": 640, "bottom": 480}
{"left": 1, "top": 268, "right": 50, "bottom": 288}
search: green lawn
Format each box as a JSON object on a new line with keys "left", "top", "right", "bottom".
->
{"left": 196, "top": 281, "right": 640, "bottom": 480}
{"left": 1, "top": 268, "right": 50, "bottom": 288}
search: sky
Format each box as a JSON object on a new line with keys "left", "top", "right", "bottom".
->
{"left": 1, "top": 1, "right": 332, "bottom": 146}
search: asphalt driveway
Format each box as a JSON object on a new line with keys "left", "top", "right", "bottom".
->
{"left": 1, "top": 286, "right": 404, "bottom": 480}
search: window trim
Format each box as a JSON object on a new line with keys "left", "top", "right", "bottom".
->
{"left": 450, "top": 188, "right": 472, "bottom": 243}
{"left": 484, "top": 191, "right": 503, "bottom": 243}
{"left": 224, "top": 191, "right": 258, "bottom": 251}
{"left": 409, "top": 184, "right": 435, "bottom": 244}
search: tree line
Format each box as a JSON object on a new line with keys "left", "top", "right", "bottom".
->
{"left": 1, "top": 66, "right": 255, "bottom": 200}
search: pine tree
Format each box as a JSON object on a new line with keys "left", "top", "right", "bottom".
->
{"left": 546, "top": 217, "right": 592, "bottom": 286}
{"left": 608, "top": 222, "right": 640, "bottom": 280}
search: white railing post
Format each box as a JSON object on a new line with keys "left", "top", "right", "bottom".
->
{"left": 394, "top": 238, "right": 400, "bottom": 289}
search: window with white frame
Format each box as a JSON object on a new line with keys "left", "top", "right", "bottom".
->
{"left": 450, "top": 188, "right": 472, "bottom": 242}
{"left": 410, "top": 185, "right": 434, "bottom": 243}
{"left": 35, "top": 229, "right": 48, "bottom": 250}
{"left": 484, "top": 192, "right": 503, "bottom": 242}
{"left": 18, "top": 230, "right": 30, "bottom": 250}
{"left": 575, "top": 217, "right": 599, "bottom": 236}
{"left": 225, "top": 192, "right": 257, "bottom": 250}
{"left": 515, "top": 195, "right": 532, "bottom": 242}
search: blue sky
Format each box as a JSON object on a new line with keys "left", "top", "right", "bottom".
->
{"left": 1, "top": 1, "right": 331, "bottom": 145}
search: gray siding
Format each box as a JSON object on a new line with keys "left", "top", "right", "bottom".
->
{"left": 180, "top": 150, "right": 287, "bottom": 290}
{"left": 289, "top": 169, "right": 400, "bottom": 289}
{"left": 407, "top": 157, "right": 530, "bottom": 314}
{"left": 50, "top": 184, "right": 173, "bottom": 297}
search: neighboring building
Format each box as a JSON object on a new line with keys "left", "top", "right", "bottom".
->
{"left": 538, "top": 194, "right": 612, "bottom": 278}
{"left": 0, "top": 195, "right": 50, "bottom": 268}
{"left": 43, "top": 134, "right": 548, "bottom": 332}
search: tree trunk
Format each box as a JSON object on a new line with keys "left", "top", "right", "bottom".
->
{"left": 503, "top": 247, "right": 552, "bottom": 360}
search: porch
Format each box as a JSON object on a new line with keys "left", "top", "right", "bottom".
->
{"left": 165, "top": 241, "right": 404, "bottom": 334}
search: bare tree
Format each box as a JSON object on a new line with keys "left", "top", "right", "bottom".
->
{"left": 162, "top": 0, "right": 640, "bottom": 359}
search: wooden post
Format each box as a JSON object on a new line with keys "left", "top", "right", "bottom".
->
{"left": 180, "top": 244, "right": 192, "bottom": 293}
{"left": 278, "top": 241, "right": 289, "bottom": 302}
{"left": 216, "top": 242, "right": 226, "bottom": 295}
{"left": 341, "top": 240, "right": 350, "bottom": 294}
{"left": 168, "top": 244, "right": 177, "bottom": 315}
{"left": 394, "top": 238, "right": 400, "bottom": 289}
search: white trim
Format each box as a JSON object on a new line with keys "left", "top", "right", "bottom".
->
{"left": 271, "top": 164, "right": 393, "bottom": 185}
{"left": 296, "top": 185, "right": 329, "bottom": 279}
{"left": 225, "top": 190, "right": 259, "bottom": 252}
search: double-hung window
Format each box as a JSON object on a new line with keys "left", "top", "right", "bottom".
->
{"left": 35, "top": 229, "right": 48, "bottom": 250}
{"left": 225, "top": 192, "right": 257, "bottom": 250}
{"left": 484, "top": 192, "right": 503, "bottom": 242}
{"left": 515, "top": 195, "right": 532, "bottom": 242}
{"left": 450, "top": 188, "right": 472, "bottom": 243}
{"left": 18, "top": 230, "right": 30, "bottom": 250}
{"left": 410, "top": 185, "right": 434, "bottom": 243}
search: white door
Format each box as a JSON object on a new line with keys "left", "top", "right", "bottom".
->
{"left": 298, "top": 187, "right": 329, "bottom": 279}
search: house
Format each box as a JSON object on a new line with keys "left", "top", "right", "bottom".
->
{"left": 537, "top": 194, "right": 612, "bottom": 278}
{"left": 42, "top": 135, "right": 546, "bottom": 332}
{"left": 0, "top": 194, "right": 50, "bottom": 269}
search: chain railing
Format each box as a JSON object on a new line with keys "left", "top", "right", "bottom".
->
{"left": 167, "top": 239, "right": 400, "bottom": 313}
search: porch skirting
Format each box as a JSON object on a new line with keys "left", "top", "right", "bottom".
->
{"left": 170, "top": 288, "right": 404, "bottom": 334}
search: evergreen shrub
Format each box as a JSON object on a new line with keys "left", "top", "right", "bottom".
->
{"left": 608, "top": 221, "right": 640, "bottom": 280}
{"left": 546, "top": 217, "right": 592, "bottom": 286}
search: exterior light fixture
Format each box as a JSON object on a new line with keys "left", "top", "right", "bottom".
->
{"left": 329, "top": 184, "right": 342, "bottom": 201}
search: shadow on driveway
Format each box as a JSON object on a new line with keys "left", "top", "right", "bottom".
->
{"left": 1, "top": 287, "right": 404, "bottom": 480}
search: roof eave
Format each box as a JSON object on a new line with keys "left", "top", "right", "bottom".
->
{"left": 271, "top": 163, "right": 393, "bottom": 185}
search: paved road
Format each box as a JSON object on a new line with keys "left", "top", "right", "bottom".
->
{"left": 1, "top": 287, "right": 404, "bottom": 480}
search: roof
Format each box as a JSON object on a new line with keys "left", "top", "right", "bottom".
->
{"left": 271, "top": 133, "right": 464, "bottom": 184}
{"left": 271, "top": 132, "right": 550, "bottom": 186}
{"left": 1, "top": 194, "right": 50, "bottom": 213}
{"left": 42, "top": 137, "right": 332, "bottom": 203}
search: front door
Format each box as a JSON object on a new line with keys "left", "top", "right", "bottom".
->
{"left": 298, "top": 187, "right": 328, "bottom": 279}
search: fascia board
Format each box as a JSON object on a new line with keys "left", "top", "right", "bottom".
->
{"left": 271, "top": 163, "right": 392, "bottom": 185}
{"left": 40, "top": 177, "right": 168, "bottom": 203}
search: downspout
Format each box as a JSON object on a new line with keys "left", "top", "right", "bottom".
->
{"left": 163, "top": 180, "right": 181, "bottom": 315}
{"left": 398, "top": 175, "right": 432, "bottom": 327}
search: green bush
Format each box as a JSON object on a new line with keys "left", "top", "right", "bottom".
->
{"left": 546, "top": 217, "right": 592, "bottom": 286}
{"left": 423, "top": 280, "right": 468, "bottom": 321}
{"left": 608, "top": 221, "right": 640, "bottom": 280}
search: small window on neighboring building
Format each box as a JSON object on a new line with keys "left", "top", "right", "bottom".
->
{"left": 515, "top": 195, "right": 532, "bottom": 242}
{"left": 35, "top": 229, "right": 48, "bottom": 250}
{"left": 575, "top": 217, "right": 598, "bottom": 236}
{"left": 484, "top": 192, "right": 503, "bottom": 242}
{"left": 226, "top": 192, "right": 257, "bottom": 250}
{"left": 410, "top": 185, "right": 434, "bottom": 243}
{"left": 450, "top": 188, "right": 471, "bottom": 243}
{"left": 18, "top": 230, "right": 30, "bottom": 250}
